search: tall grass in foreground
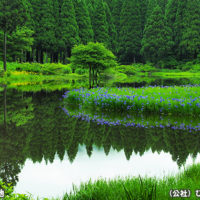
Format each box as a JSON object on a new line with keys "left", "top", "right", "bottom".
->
{"left": 1, "top": 164, "right": 200, "bottom": 199}
{"left": 63, "top": 86, "right": 200, "bottom": 116}
{"left": 58, "top": 164, "right": 200, "bottom": 200}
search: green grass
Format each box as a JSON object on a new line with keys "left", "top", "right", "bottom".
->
{"left": 63, "top": 86, "right": 200, "bottom": 116}
{"left": 0, "top": 61, "right": 87, "bottom": 87}
{"left": 2, "top": 164, "right": 200, "bottom": 199}
{"left": 0, "top": 61, "right": 72, "bottom": 75}
{"left": 58, "top": 163, "right": 200, "bottom": 200}
{"left": 153, "top": 71, "right": 200, "bottom": 77}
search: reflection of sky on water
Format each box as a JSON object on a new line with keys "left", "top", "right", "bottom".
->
{"left": 15, "top": 145, "right": 199, "bottom": 199}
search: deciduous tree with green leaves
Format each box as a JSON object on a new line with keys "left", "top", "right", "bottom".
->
{"left": 70, "top": 42, "right": 117, "bottom": 81}
{"left": 0, "top": 0, "right": 28, "bottom": 71}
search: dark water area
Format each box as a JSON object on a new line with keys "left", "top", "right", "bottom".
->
{"left": 0, "top": 77, "right": 200, "bottom": 198}
{"left": 112, "top": 77, "right": 200, "bottom": 88}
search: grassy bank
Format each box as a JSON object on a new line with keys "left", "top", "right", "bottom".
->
{"left": 1, "top": 163, "right": 200, "bottom": 199}
{"left": 1, "top": 62, "right": 200, "bottom": 86}
{"left": 0, "top": 62, "right": 86, "bottom": 86}
{"left": 63, "top": 86, "right": 200, "bottom": 116}
{"left": 152, "top": 71, "right": 200, "bottom": 77}
{"left": 63, "top": 163, "right": 200, "bottom": 200}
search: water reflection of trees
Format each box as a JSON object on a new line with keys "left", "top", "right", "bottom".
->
{"left": 1, "top": 88, "right": 200, "bottom": 186}
{"left": 0, "top": 87, "right": 34, "bottom": 185}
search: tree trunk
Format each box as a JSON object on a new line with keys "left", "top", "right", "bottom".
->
{"left": 67, "top": 47, "right": 71, "bottom": 58}
{"left": 95, "top": 69, "right": 98, "bottom": 79}
{"left": 3, "top": 31, "right": 7, "bottom": 71}
{"left": 36, "top": 49, "right": 39, "bottom": 62}
{"left": 92, "top": 68, "right": 95, "bottom": 86}
{"left": 89, "top": 65, "right": 91, "bottom": 88}
{"left": 46, "top": 50, "right": 48, "bottom": 63}
{"left": 59, "top": 52, "right": 62, "bottom": 63}
{"left": 40, "top": 50, "right": 44, "bottom": 63}
{"left": 26, "top": 51, "right": 31, "bottom": 62}
{"left": 20, "top": 50, "right": 24, "bottom": 63}
{"left": 62, "top": 53, "right": 66, "bottom": 64}
{"left": 53, "top": 52, "right": 58, "bottom": 63}
{"left": 3, "top": 85, "right": 7, "bottom": 129}
{"left": 32, "top": 48, "right": 36, "bottom": 62}
{"left": 50, "top": 53, "right": 53, "bottom": 63}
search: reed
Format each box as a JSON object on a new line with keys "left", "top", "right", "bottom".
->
{"left": 61, "top": 163, "right": 200, "bottom": 200}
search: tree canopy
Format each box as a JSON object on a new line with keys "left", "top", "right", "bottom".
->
{"left": 70, "top": 42, "right": 117, "bottom": 78}
{"left": 0, "top": 0, "right": 200, "bottom": 66}
{"left": 0, "top": 0, "right": 28, "bottom": 70}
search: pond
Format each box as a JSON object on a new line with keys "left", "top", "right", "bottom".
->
{"left": 1, "top": 76, "right": 200, "bottom": 199}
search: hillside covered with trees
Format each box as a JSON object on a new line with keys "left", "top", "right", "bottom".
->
{"left": 0, "top": 0, "right": 199, "bottom": 67}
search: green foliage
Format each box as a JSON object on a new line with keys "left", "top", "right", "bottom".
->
{"left": 0, "top": 0, "right": 28, "bottom": 33}
{"left": 115, "top": 65, "right": 137, "bottom": 75}
{"left": 64, "top": 86, "right": 200, "bottom": 116}
{"left": 0, "top": 179, "right": 32, "bottom": 199}
{"left": 116, "top": 64, "right": 156, "bottom": 75}
{"left": 104, "top": 2, "right": 117, "bottom": 53}
{"left": 180, "top": 0, "right": 200, "bottom": 59}
{"left": 141, "top": 5, "right": 173, "bottom": 65}
{"left": 0, "top": 0, "right": 199, "bottom": 66}
{"left": 63, "top": 164, "right": 200, "bottom": 199}
{"left": 132, "top": 64, "right": 157, "bottom": 72}
{"left": 4, "top": 62, "right": 72, "bottom": 75}
{"left": 0, "top": 0, "right": 28, "bottom": 70}
{"left": 70, "top": 42, "right": 117, "bottom": 71}
{"left": 60, "top": 0, "right": 80, "bottom": 56}
{"left": 31, "top": 0, "right": 56, "bottom": 52}
{"left": 119, "top": 0, "right": 142, "bottom": 64}
{"left": 73, "top": 0, "right": 94, "bottom": 45}
{"left": 75, "top": 68, "right": 88, "bottom": 75}
{"left": 0, "top": 27, "right": 34, "bottom": 61}
{"left": 181, "top": 63, "right": 200, "bottom": 73}
{"left": 92, "top": 0, "right": 109, "bottom": 45}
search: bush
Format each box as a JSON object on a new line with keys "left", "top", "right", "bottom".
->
{"left": 0, "top": 179, "right": 32, "bottom": 200}
{"left": 62, "top": 64, "right": 72, "bottom": 74}
{"left": 5, "top": 62, "right": 72, "bottom": 75}
{"left": 115, "top": 64, "right": 157, "bottom": 75}
{"left": 41, "top": 63, "right": 72, "bottom": 75}
{"left": 189, "top": 64, "right": 200, "bottom": 72}
{"left": 157, "top": 57, "right": 179, "bottom": 69}
{"left": 134, "top": 64, "right": 157, "bottom": 72}
{"left": 115, "top": 65, "right": 136, "bottom": 75}
{"left": 75, "top": 68, "right": 88, "bottom": 75}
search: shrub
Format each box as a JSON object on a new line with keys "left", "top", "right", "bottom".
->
{"left": 5, "top": 62, "right": 72, "bottom": 75}
{"left": 134, "top": 64, "right": 157, "bottom": 72}
{"left": 0, "top": 179, "right": 32, "bottom": 200}
{"left": 115, "top": 65, "right": 136, "bottom": 75}
{"left": 75, "top": 68, "right": 88, "bottom": 75}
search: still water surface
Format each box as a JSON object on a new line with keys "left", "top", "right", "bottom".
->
{"left": 0, "top": 77, "right": 200, "bottom": 199}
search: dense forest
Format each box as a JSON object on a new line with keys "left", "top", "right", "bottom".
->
{"left": 0, "top": 0, "right": 200, "bottom": 66}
